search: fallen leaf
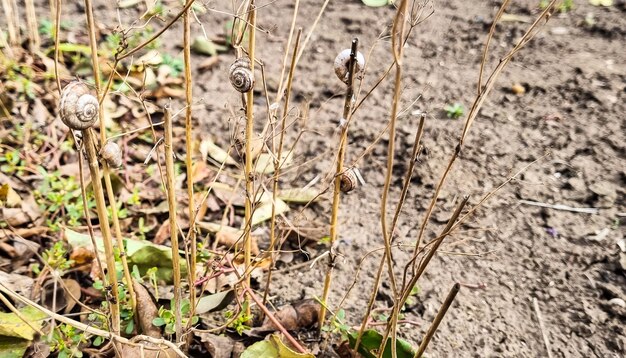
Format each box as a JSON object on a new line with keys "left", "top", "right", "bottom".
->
{"left": 241, "top": 334, "right": 314, "bottom": 358}
{"left": 200, "top": 138, "right": 237, "bottom": 166}
{"left": 251, "top": 197, "right": 289, "bottom": 226}
{"left": 197, "top": 332, "right": 234, "bottom": 358}
{"left": 0, "top": 306, "right": 46, "bottom": 340}
{"left": 0, "top": 337, "right": 30, "bottom": 358}
{"left": 278, "top": 188, "right": 321, "bottom": 204}
{"left": 254, "top": 152, "right": 292, "bottom": 174}
{"left": 195, "top": 290, "right": 236, "bottom": 314}
{"left": 0, "top": 272, "right": 33, "bottom": 297}
{"left": 119, "top": 339, "right": 177, "bottom": 358}
{"left": 0, "top": 184, "right": 21, "bottom": 207}
{"left": 132, "top": 281, "right": 161, "bottom": 338}
{"left": 64, "top": 228, "right": 187, "bottom": 283}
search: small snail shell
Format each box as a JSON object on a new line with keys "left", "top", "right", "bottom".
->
{"left": 339, "top": 167, "right": 360, "bottom": 193}
{"left": 59, "top": 81, "right": 99, "bottom": 130}
{"left": 334, "top": 49, "right": 365, "bottom": 84}
{"left": 229, "top": 57, "right": 255, "bottom": 93}
{"left": 100, "top": 141, "right": 122, "bottom": 168}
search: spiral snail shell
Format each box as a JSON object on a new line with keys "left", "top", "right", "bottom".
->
{"left": 59, "top": 81, "right": 99, "bottom": 130}
{"left": 229, "top": 57, "right": 255, "bottom": 93}
{"left": 339, "top": 167, "right": 361, "bottom": 193}
{"left": 334, "top": 49, "right": 365, "bottom": 84}
{"left": 100, "top": 141, "right": 122, "bottom": 168}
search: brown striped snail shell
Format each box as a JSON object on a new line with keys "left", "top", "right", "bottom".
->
{"left": 229, "top": 57, "right": 254, "bottom": 93}
{"left": 59, "top": 81, "right": 99, "bottom": 130}
{"left": 100, "top": 141, "right": 122, "bottom": 168}
{"left": 334, "top": 49, "right": 365, "bottom": 84}
{"left": 340, "top": 167, "right": 360, "bottom": 193}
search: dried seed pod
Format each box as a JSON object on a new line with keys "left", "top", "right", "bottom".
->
{"left": 333, "top": 49, "right": 365, "bottom": 84}
{"left": 339, "top": 167, "right": 360, "bottom": 193}
{"left": 229, "top": 57, "right": 254, "bottom": 93}
{"left": 59, "top": 81, "right": 99, "bottom": 130}
{"left": 100, "top": 141, "right": 122, "bottom": 168}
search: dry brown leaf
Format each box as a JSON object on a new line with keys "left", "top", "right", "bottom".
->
{"left": 132, "top": 280, "right": 161, "bottom": 338}
{"left": 197, "top": 332, "right": 234, "bottom": 358}
{"left": 215, "top": 227, "right": 259, "bottom": 255}
{"left": 62, "top": 279, "right": 82, "bottom": 314}
{"left": 119, "top": 340, "right": 177, "bottom": 358}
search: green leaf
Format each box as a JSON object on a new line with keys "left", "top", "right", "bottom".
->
{"left": 362, "top": 0, "right": 393, "bottom": 6}
{"left": 64, "top": 228, "right": 187, "bottom": 283}
{"left": 241, "top": 334, "right": 314, "bottom": 358}
{"left": 93, "top": 336, "right": 104, "bottom": 347}
{"left": 348, "top": 329, "right": 416, "bottom": 358}
{"left": 152, "top": 317, "right": 166, "bottom": 327}
{"left": 0, "top": 306, "right": 46, "bottom": 340}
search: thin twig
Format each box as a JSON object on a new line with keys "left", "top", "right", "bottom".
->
{"left": 533, "top": 297, "right": 554, "bottom": 358}
{"left": 414, "top": 283, "right": 460, "bottom": 358}
{"left": 518, "top": 200, "right": 599, "bottom": 214}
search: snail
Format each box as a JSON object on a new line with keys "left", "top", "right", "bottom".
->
{"left": 99, "top": 141, "right": 122, "bottom": 168}
{"left": 229, "top": 57, "right": 255, "bottom": 93}
{"left": 339, "top": 167, "right": 362, "bottom": 193}
{"left": 333, "top": 49, "right": 365, "bottom": 84}
{"left": 59, "top": 81, "right": 99, "bottom": 130}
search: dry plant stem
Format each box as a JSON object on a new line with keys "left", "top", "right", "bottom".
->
{"left": 84, "top": 0, "right": 136, "bottom": 317}
{"left": 245, "top": 288, "right": 308, "bottom": 354}
{"left": 117, "top": 0, "right": 196, "bottom": 60}
{"left": 319, "top": 38, "right": 359, "bottom": 332}
{"left": 263, "top": 29, "right": 302, "bottom": 306}
{"left": 380, "top": 0, "right": 409, "bottom": 299}
{"left": 379, "top": 196, "right": 469, "bottom": 357}
{"left": 0, "top": 284, "right": 187, "bottom": 358}
{"left": 24, "top": 0, "right": 39, "bottom": 51}
{"left": 1, "top": 0, "right": 19, "bottom": 46}
{"left": 478, "top": 0, "right": 511, "bottom": 94}
{"left": 242, "top": 0, "right": 257, "bottom": 320}
{"left": 54, "top": 0, "right": 62, "bottom": 93}
{"left": 413, "top": 283, "right": 460, "bottom": 358}
{"left": 183, "top": 0, "right": 196, "bottom": 322}
{"left": 83, "top": 128, "right": 121, "bottom": 335}
{"left": 274, "top": 0, "right": 300, "bottom": 103}
{"left": 533, "top": 297, "right": 554, "bottom": 358}
{"left": 164, "top": 106, "right": 183, "bottom": 342}
{"left": 352, "top": 116, "right": 424, "bottom": 354}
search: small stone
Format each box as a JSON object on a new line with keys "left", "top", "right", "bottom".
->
{"left": 551, "top": 26, "right": 569, "bottom": 35}
{"left": 608, "top": 298, "right": 626, "bottom": 308}
{"left": 512, "top": 83, "right": 525, "bottom": 95}
{"left": 589, "top": 181, "right": 617, "bottom": 207}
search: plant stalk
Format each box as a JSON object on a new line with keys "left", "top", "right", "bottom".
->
{"left": 414, "top": 283, "right": 460, "bottom": 358}
{"left": 183, "top": 0, "right": 196, "bottom": 323}
{"left": 164, "top": 106, "right": 183, "bottom": 342}
{"left": 83, "top": 0, "right": 136, "bottom": 322}
{"left": 319, "top": 38, "right": 359, "bottom": 332}
{"left": 82, "top": 128, "right": 121, "bottom": 335}
{"left": 242, "top": 0, "right": 257, "bottom": 320}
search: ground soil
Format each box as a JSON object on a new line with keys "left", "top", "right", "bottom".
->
{"left": 4, "top": 0, "right": 626, "bottom": 357}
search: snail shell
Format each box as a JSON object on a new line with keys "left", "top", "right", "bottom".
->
{"left": 59, "top": 81, "right": 99, "bottom": 130}
{"left": 229, "top": 57, "right": 255, "bottom": 93}
{"left": 100, "top": 141, "right": 122, "bottom": 168}
{"left": 334, "top": 49, "right": 365, "bottom": 84}
{"left": 339, "top": 167, "right": 360, "bottom": 193}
